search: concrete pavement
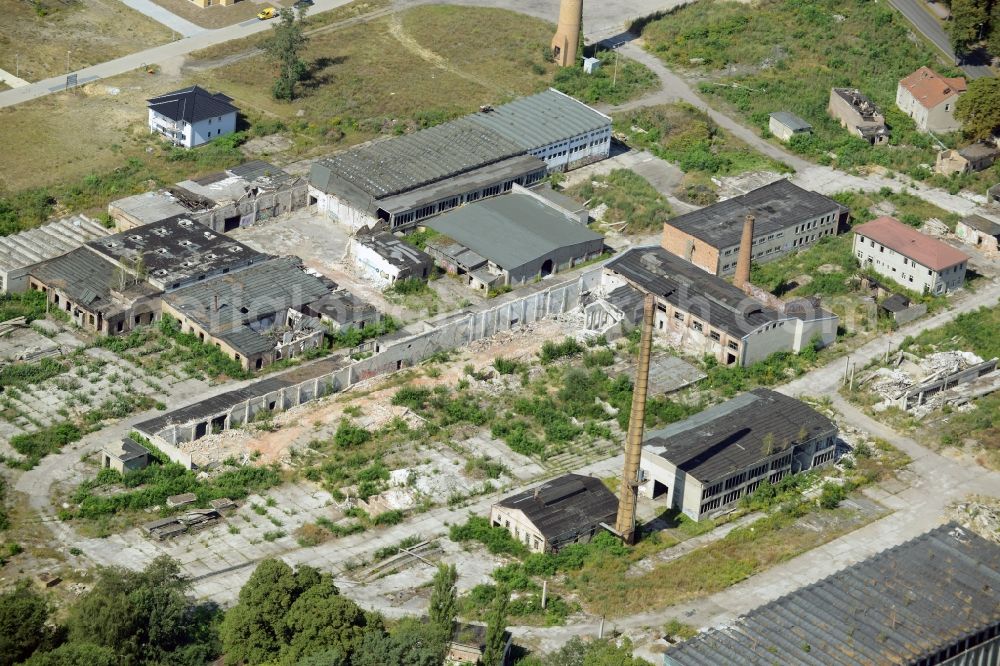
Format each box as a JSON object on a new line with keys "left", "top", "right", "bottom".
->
{"left": 0, "top": 68, "right": 30, "bottom": 88}
{"left": 118, "top": 0, "right": 205, "bottom": 38}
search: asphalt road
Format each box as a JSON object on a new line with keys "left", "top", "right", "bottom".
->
{"left": 887, "top": 0, "right": 994, "bottom": 79}
{"left": 0, "top": 0, "right": 359, "bottom": 110}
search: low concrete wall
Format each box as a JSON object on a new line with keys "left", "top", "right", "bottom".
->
{"left": 141, "top": 269, "right": 601, "bottom": 457}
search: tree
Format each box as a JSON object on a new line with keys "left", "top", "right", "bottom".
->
{"left": 221, "top": 559, "right": 307, "bottom": 664}
{"left": 949, "top": 0, "right": 988, "bottom": 54}
{"left": 987, "top": 3, "right": 1000, "bottom": 55}
{"left": 263, "top": 7, "right": 309, "bottom": 100}
{"left": 481, "top": 586, "right": 510, "bottom": 666}
{"left": 955, "top": 77, "right": 1000, "bottom": 141}
{"left": 428, "top": 563, "right": 458, "bottom": 638}
{"left": 67, "top": 556, "right": 218, "bottom": 666}
{"left": 21, "top": 643, "right": 118, "bottom": 666}
{"left": 0, "top": 581, "right": 52, "bottom": 664}
{"left": 545, "top": 636, "right": 652, "bottom": 666}
{"left": 352, "top": 618, "right": 446, "bottom": 666}
{"left": 281, "top": 579, "right": 368, "bottom": 664}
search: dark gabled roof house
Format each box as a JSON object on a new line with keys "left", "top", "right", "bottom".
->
{"left": 147, "top": 86, "right": 238, "bottom": 124}
{"left": 494, "top": 473, "right": 618, "bottom": 552}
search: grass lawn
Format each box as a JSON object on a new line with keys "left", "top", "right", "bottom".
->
{"left": 564, "top": 505, "right": 879, "bottom": 618}
{"left": 0, "top": 0, "right": 174, "bottom": 82}
{"left": 614, "top": 104, "right": 791, "bottom": 204}
{"left": 638, "top": 0, "right": 1000, "bottom": 192}
{"left": 553, "top": 45, "right": 659, "bottom": 105}
{"left": 563, "top": 169, "right": 672, "bottom": 233}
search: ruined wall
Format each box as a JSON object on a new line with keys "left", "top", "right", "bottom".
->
{"left": 145, "top": 269, "right": 600, "bottom": 454}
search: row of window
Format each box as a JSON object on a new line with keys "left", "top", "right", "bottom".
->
{"left": 391, "top": 171, "right": 543, "bottom": 228}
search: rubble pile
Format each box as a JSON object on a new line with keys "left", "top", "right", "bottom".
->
{"left": 866, "top": 350, "right": 988, "bottom": 413}
{"left": 949, "top": 497, "right": 1000, "bottom": 544}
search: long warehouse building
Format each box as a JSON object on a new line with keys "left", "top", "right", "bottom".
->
{"left": 308, "top": 88, "right": 611, "bottom": 232}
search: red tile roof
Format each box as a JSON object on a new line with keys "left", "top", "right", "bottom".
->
{"left": 898, "top": 67, "right": 966, "bottom": 110}
{"left": 854, "top": 216, "right": 968, "bottom": 271}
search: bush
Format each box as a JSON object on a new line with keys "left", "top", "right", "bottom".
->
{"left": 391, "top": 386, "right": 431, "bottom": 411}
{"left": 819, "top": 482, "right": 846, "bottom": 509}
{"left": 539, "top": 338, "right": 584, "bottom": 364}
{"left": 334, "top": 420, "right": 372, "bottom": 448}
{"left": 492, "top": 357, "right": 522, "bottom": 375}
{"left": 449, "top": 516, "right": 528, "bottom": 557}
{"left": 372, "top": 510, "right": 404, "bottom": 526}
{"left": 9, "top": 422, "right": 82, "bottom": 463}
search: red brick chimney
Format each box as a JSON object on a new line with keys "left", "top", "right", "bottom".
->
{"left": 733, "top": 214, "right": 755, "bottom": 292}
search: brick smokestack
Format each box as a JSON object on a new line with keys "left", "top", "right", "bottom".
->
{"left": 733, "top": 213, "right": 754, "bottom": 292}
{"left": 551, "top": 0, "right": 583, "bottom": 67}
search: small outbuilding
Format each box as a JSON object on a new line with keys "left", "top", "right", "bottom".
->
{"left": 490, "top": 473, "right": 618, "bottom": 553}
{"left": 936, "top": 143, "right": 1000, "bottom": 176}
{"left": 147, "top": 86, "right": 238, "bottom": 149}
{"left": 101, "top": 436, "right": 150, "bottom": 473}
{"left": 446, "top": 622, "right": 512, "bottom": 665}
{"left": 582, "top": 57, "right": 602, "bottom": 74}
{"left": 956, "top": 214, "right": 1000, "bottom": 254}
{"left": 828, "top": 88, "right": 889, "bottom": 145}
{"left": 768, "top": 111, "right": 813, "bottom": 142}
{"left": 348, "top": 229, "right": 434, "bottom": 288}
{"left": 426, "top": 191, "right": 604, "bottom": 292}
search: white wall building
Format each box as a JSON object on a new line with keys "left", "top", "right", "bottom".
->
{"left": 347, "top": 230, "right": 433, "bottom": 288}
{"left": 147, "top": 86, "right": 238, "bottom": 148}
{"left": 853, "top": 216, "right": 969, "bottom": 295}
{"left": 638, "top": 389, "right": 838, "bottom": 521}
{"left": 896, "top": 67, "right": 966, "bottom": 133}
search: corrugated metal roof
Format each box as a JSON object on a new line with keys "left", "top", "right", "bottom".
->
{"left": 644, "top": 388, "right": 836, "bottom": 483}
{"left": 164, "top": 257, "right": 332, "bottom": 355}
{"left": 309, "top": 89, "right": 608, "bottom": 202}
{"left": 426, "top": 192, "right": 603, "bottom": 270}
{"left": 0, "top": 215, "right": 109, "bottom": 275}
{"left": 467, "top": 88, "right": 611, "bottom": 152}
{"left": 664, "top": 523, "right": 1000, "bottom": 665}
{"left": 664, "top": 180, "right": 843, "bottom": 249}
{"left": 496, "top": 473, "right": 618, "bottom": 544}
{"left": 312, "top": 118, "right": 524, "bottom": 199}
{"left": 28, "top": 247, "right": 119, "bottom": 309}
{"left": 605, "top": 247, "right": 778, "bottom": 338}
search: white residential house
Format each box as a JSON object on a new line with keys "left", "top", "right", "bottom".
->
{"left": 896, "top": 67, "right": 966, "bottom": 133}
{"left": 147, "top": 86, "right": 238, "bottom": 148}
{"left": 853, "top": 216, "right": 969, "bottom": 295}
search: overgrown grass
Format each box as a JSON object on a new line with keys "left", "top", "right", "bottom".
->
{"left": 553, "top": 47, "right": 658, "bottom": 105}
{"left": 639, "top": 0, "right": 998, "bottom": 191}
{"left": 157, "top": 314, "right": 250, "bottom": 380}
{"left": 702, "top": 338, "right": 828, "bottom": 397}
{"left": 614, "top": 104, "right": 789, "bottom": 204}
{"left": 901, "top": 306, "right": 1000, "bottom": 360}
{"left": 68, "top": 462, "right": 282, "bottom": 520}
{"left": 0, "top": 358, "right": 68, "bottom": 392}
{"left": 563, "top": 169, "right": 671, "bottom": 233}
{"left": 0, "top": 291, "right": 47, "bottom": 322}
{"left": 9, "top": 422, "right": 82, "bottom": 466}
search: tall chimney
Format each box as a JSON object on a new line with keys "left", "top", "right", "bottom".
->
{"left": 551, "top": 0, "right": 583, "bottom": 67}
{"left": 733, "top": 213, "right": 755, "bottom": 292}
{"left": 614, "top": 293, "right": 655, "bottom": 545}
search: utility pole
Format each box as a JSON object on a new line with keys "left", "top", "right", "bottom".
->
{"left": 612, "top": 47, "right": 619, "bottom": 89}
{"left": 15, "top": 53, "right": 19, "bottom": 78}
{"left": 66, "top": 50, "right": 71, "bottom": 73}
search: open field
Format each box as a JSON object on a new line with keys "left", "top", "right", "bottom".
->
{"left": 638, "top": 0, "right": 1000, "bottom": 192}
{"left": 149, "top": 0, "right": 291, "bottom": 28}
{"left": 614, "top": 104, "right": 790, "bottom": 203}
{"left": 0, "top": 5, "right": 654, "bottom": 233}
{"left": 0, "top": 0, "right": 175, "bottom": 83}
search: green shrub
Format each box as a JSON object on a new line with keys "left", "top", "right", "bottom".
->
{"left": 539, "top": 337, "right": 584, "bottom": 363}
{"left": 9, "top": 422, "right": 82, "bottom": 463}
{"left": 492, "top": 357, "right": 522, "bottom": 375}
{"left": 819, "top": 482, "right": 846, "bottom": 509}
{"left": 449, "top": 516, "right": 529, "bottom": 557}
{"left": 334, "top": 420, "right": 372, "bottom": 448}
{"left": 372, "top": 510, "right": 404, "bottom": 526}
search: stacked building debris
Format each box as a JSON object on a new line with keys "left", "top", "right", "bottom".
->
{"left": 865, "top": 350, "right": 999, "bottom": 417}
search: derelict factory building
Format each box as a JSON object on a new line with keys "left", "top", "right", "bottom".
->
{"left": 308, "top": 89, "right": 611, "bottom": 232}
